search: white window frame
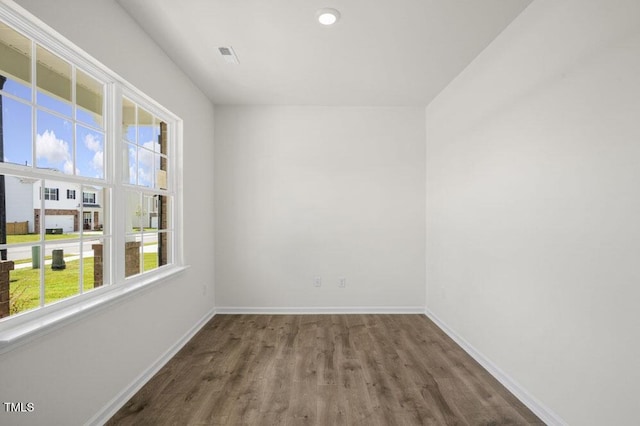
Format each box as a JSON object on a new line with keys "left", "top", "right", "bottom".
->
{"left": 0, "top": 2, "right": 186, "bottom": 354}
{"left": 82, "top": 191, "right": 96, "bottom": 204}
{"left": 44, "top": 187, "right": 59, "bottom": 201}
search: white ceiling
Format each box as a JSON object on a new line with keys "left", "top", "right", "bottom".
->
{"left": 117, "top": 0, "right": 532, "bottom": 106}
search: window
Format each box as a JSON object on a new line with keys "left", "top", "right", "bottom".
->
{"left": 0, "top": 6, "right": 182, "bottom": 339}
{"left": 82, "top": 191, "right": 96, "bottom": 204}
{"left": 44, "top": 187, "right": 59, "bottom": 200}
{"left": 122, "top": 98, "right": 172, "bottom": 277}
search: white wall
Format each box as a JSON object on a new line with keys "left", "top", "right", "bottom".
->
{"left": 0, "top": 1, "right": 215, "bottom": 425}
{"left": 5, "top": 176, "right": 34, "bottom": 232}
{"left": 426, "top": 0, "right": 640, "bottom": 424}
{"left": 215, "top": 106, "right": 425, "bottom": 310}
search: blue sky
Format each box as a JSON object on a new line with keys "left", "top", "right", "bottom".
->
{"left": 2, "top": 77, "right": 163, "bottom": 187}
{"left": 2, "top": 78, "right": 104, "bottom": 179}
{"left": 126, "top": 106, "right": 160, "bottom": 188}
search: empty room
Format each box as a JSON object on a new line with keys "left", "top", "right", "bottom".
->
{"left": 0, "top": 0, "right": 638, "bottom": 425}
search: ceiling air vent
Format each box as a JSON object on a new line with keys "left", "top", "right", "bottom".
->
{"left": 218, "top": 46, "right": 239, "bottom": 64}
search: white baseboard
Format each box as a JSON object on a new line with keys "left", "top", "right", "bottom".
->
{"left": 215, "top": 306, "right": 426, "bottom": 314}
{"left": 85, "top": 308, "right": 216, "bottom": 426}
{"left": 425, "top": 309, "right": 566, "bottom": 426}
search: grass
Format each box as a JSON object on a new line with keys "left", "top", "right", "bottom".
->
{"left": 9, "top": 252, "right": 159, "bottom": 315}
{"left": 7, "top": 233, "right": 82, "bottom": 244}
{"left": 14, "top": 255, "right": 53, "bottom": 265}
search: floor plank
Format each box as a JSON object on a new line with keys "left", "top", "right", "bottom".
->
{"left": 107, "top": 314, "right": 542, "bottom": 425}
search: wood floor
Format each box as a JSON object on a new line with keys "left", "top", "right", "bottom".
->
{"left": 107, "top": 315, "right": 543, "bottom": 425}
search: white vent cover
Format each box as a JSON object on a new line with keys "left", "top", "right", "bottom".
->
{"left": 218, "top": 46, "right": 239, "bottom": 64}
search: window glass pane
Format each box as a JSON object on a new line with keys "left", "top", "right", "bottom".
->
{"left": 143, "top": 232, "right": 158, "bottom": 272}
{"left": 85, "top": 237, "right": 107, "bottom": 290}
{"left": 126, "top": 143, "right": 136, "bottom": 185}
{"left": 43, "top": 207, "right": 78, "bottom": 241}
{"left": 122, "top": 102, "right": 168, "bottom": 190}
{"left": 1, "top": 97, "right": 32, "bottom": 167}
{"left": 82, "top": 185, "right": 105, "bottom": 235}
{"left": 36, "top": 45, "right": 71, "bottom": 116}
{"left": 137, "top": 230, "right": 172, "bottom": 274}
{"left": 0, "top": 22, "right": 32, "bottom": 101}
{"left": 37, "top": 91, "right": 72, "bottom": 117}
{"left": 76, "top": 69, "right": 103, "bottom": 128}
{"left": 1, "top": 175, "right": 39, "bottom": 245}
{"left": 137, "top": 146, "right": 153, "bottom": 188}
{"left": 137, "top": 107, "right": 154, "bottom": 146}
{"left": 1, "top": 79, "right": 31, "bottom": 101}
{"left": 36, "top": 110, "right": 73, "bottom": 174}
{"left": 1, "top": 246, "right": 41, "bottom": 318}
{"left": 154, "top": 154, "right": 168, "bottom": 189}
{"left": 126, "top": 191, "right": 143, "bottom": 232}
{"left": 124, "top": 234, "right": 142, "bottom": 278}
{"left": 159, "top": 122, "right": 168, "bottom": 155}
{"left": 156, "top": 122, "right": 168, "bottom": 188}
{"left": 141, "top": 194, "right": 156, "bottom": 230}
{"left": 153, "top": 120, "right": 161, "bottom": 153}
{"left": 158, "top": 231, "right": 171, "bottom": 267}
{"left": 122, "top": 97, "right": 136, "bottom": 143}
{"left": 157, "top": 195, "right": 171, "bottom": 231}
{"left": 44, "top": 242, "right": 80, "bottom": 305}
{"left": 76, "top": 125, "right": 104, "bottom": 179}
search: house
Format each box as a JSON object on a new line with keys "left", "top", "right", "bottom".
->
{"left": 0, "top": 0, "right": 638, "bottom": 425}
{"left": 4, "top": 175, "right": 103, "bottom": 234}
{"left": 4, "top": 175, "right": 36, "bottom": 233}
{"left": 32, "top": 179, "right": 103, "bottom": 233}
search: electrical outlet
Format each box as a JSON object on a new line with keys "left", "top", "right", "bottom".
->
{"left": 314, "top": 276, "right": 322, "bottom": 287}
{"left": 338, "top": 277, "right": 346, "bottom": 288}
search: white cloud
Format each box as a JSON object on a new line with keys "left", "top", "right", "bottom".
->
{"left": 138, "top": 165, "right": 152, "bottom": 185}
{"left": 128, "top": 165, "right": 137, "bottom": 184}
{"left": 36, "top": 130, "right": 71, "bottom": 165}
{"left": 91, "top": 151, "right": 103, "bottom": 171}
{"left": 85, "top": 133, "right": 103, "bottom": 173}
{"left": 63, "top": 159, "right": 76, "bottom": 175}
{"left": 139, "top": 140, "right": 155, "bottom": 168}
{"left": 84, "top": 133, "right": 101, "bottom": 152}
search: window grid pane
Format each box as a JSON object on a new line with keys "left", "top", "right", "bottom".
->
{"left": 0, "top": 22, "right": 32, "bottom": 101}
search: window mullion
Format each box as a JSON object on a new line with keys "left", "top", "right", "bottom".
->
{"left": 79, "top": 184, "right": 84, "bottom": 295}
{"left": 71, "top": 65, "right": 77, "bottom": 177}
{"left": 30, "top": 38, "right": 36, "bottom": 170}
{"left": 172, "top": 120, "right": 183, "bottom": 266}
{"left": 111, "top": 83, "right": 124, "bottom": 284}
{"left": 39, "top": 180, "right": 45, "bottom": 308}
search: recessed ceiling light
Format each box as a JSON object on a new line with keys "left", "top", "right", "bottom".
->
{"left": 317, "top": 8, "right": 340, "bottom": 26}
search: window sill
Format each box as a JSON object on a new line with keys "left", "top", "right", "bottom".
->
{"left": 0, "top": 265, "right": 190, "bottom": 355}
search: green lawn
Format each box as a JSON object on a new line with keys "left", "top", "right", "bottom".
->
{"left": 14, "top": 255, "right": 53, "bottom": 265}
{"left": 7, "top": 233, "right": 81, "bottom": 244}
{"left": 9, "top": 253, "right": 158, "bottom": 315}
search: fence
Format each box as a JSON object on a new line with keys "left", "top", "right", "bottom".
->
{"left": 7, "top": 221, "right": 29, "bottom": 235}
